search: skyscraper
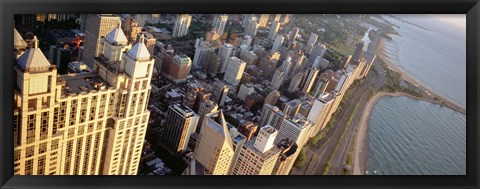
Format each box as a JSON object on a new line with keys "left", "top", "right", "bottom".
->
{"left": 196, "top": 100, "right": 218, "bottom": 133}
{"left": 194, "top": 111, "right": 235, "bottom": 175}
{"left": 14, "top": 28, "right": 154, "bottom": 175}
{"left": 305, "top": 33, "right": 318, "bottom": 55}
{"left": 211, "top": 80, "right": 229, "bottom": 107}
{"left": 301, "top": 67, "right": 319, "bottom": 94}
{"left": 161, "top": 104, "right": 199, "bottom": 155}
{"left": 224, "top": 56, "right": 246, "bottom": 86}
{"left": 82, "top": 14, "right": 120, "bottom": 68}
{"left": 245, "top": 16, "right": 259, "bottom": 37}
{"left": 212, "top": 14, "right": 228, "bottom": 35}
{"left": 258, "top": 14, "right": 270, "bottom": 28}
{"left": 268, "top": 21, "right": 281, "bottom": 40}
{"left": 272, "top": 35, "right": 284, "bottom": 52}
{"left": 258, "top": 104, "right": 287, "bottom": 130}
{"left": 288, "top": 72, "right": 304, "bottom": 93}
{"left": 265, "top": 90, "right": 281, "bottom": 106}
{"left": 231, "top": 125, "right": 281, "bottom": 175}
{"left": 172, "top": 14, "right": 192, "bottom": 38}
{"left": 307, "top": 93, "right": 336, "bottom": 137}
{"left": 193, "top": 38, "right": 215, "bottom": 68}
{"left": 290, "top": 27, "right": 300, "bottom": 43}
{"left": 308, "top": 43, "right": 327, "bottom": 63}
{"left": 273, "top": 116, "right": 312, "bottom": 175}
{"left": 218, "top": 43, "right": 233, "bottom": 73}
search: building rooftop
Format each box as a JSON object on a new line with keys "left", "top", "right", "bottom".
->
{"left": 17, "top": 36, "right": 52, "bottom": 72}
{"left": 128, "top": 34, "right": 151, "bottom": 61}
{"left": 14, "top": 28, "right": 27, "bottom": 50}
{"left": 245, "top": 136, "right": 280, "bottom": 159}
{"left": 60, "top": 73, "right": 110, "bottom": 94}
{"left": 105, "top": 25, "right": 128, "bottom": 45}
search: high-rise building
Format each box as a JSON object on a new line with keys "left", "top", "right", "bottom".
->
{"left": 161, "top": 104, "right": 199, "bottom": 155}
{"left": 301, "top": 67, "right": 319, "bottom": 94}
{"left": 196, "top": 100, "right": 218, "bottom": 133}
{"left": 241, "top": 35, "right": 253, "bottom": 47}
{"left": 305, "top": 33, "right": 318, "bottom": 55}
{"left": 273, "top": 14, "right": 282, "bottom": 22}
{"left": 172, "top": 14, "right": 192, "bottom": 38}
{"left": 245, "top": 16, "right": 259, "bottom": 37}
{"left": 283, "top": 99, "right": 302, "bottom": 117}
{"left": 312, "top": 78, "right": 330, "bottom": 98}
{"left": 308, "top": 43, "right": 327, "bottom": 63}
{"left": 212, "top": 14, "right": 228, "bottom": 36}
{"left": 272, "top": 35, "right": 284, "bottom": 52}
{"left": 203, "top": 51, "right": 221, "bottom": 75}
{"left": 13, "top": 28, "right": 154, "bottom": 175}
{"left": 307, "top": 93, "right": 336, "bottom": 137}
{"left": 82, "top": 14, "right": 120, "bottom": 68}
{"left": 272, "top": 116, "right": 312, "bottom": 175}
{"left": 313, "top": 56, "right": 330, "bottom": 71}
{"left": 272, "top": 138, "right": 298, "bottom": 175}
{"left": 194, "top": 111, "right": 235, "bottom": 175}
{"left": 270, "top": 68, "right": 286, "bottom": 90}
{"left": 157, "top": 48, "right": 192, "bottom": 84}
{"left": 265, "top": 90, "right": 281, "bottom": 106}
{"left": 352, "top": 41, "right": 365, "bottom": 60}
{"left": 288, "top": 72, "right": 304, "bottom": 93}
{"left": 193, "top": 38, "right": 215, "bottom": 68}
{"left": 239, "top": 50, "right": 258, "bottom": 66}
{"left": 275, "top": 116, "right": 312, "bottom": 146}
{"left": 258, "top": 14, "right": 270, "bottom": 27}
{"left": 269, "top": 58, "right": 291, "bottom": 90}
{"left": 268, "top": 21, "right": 281, "bottom": 40}
{"left": 211, "top": 80, "right": 229, "bottom": 106}
{"left": 237, "top": 83, "right": 255, "bottom": 101}
{"left": 231, "top": 125, "right": 281, "bottom": 175}
{"left": 224, "top": 56, "right": 246, "bottom": 86}
{"left": 219, "top": 43, "right": 233, "bottom": 73}
{"left": 290, "top": 27, "right": 300, "bottom": 43}
{"left": 258, "top": 104, "right": 287, "bottom": 130}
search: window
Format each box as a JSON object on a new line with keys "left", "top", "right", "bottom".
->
{"left": 26, "top": 146, "right": 35, "bottom": 158}
{"left": 39, "top": 142, "right": 47, "bottom": 154}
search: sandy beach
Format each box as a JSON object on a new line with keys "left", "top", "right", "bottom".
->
{"left": 353, "top": 91, "right": 402, "bottom": 175}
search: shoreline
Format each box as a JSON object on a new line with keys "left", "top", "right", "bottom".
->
{"left": 376, "top": 39, "right": 466, "bottom": 114}
{"left": 352, "top": 91, "right": 416, "bottom": 175}
{"left": 353, "top": 35, "right": 466, "bottom": 175}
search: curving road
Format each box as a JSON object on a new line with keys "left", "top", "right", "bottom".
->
{"left": 291, "top": 28, "right": 386, "bottom": 175}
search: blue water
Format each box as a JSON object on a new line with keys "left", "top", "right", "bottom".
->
{"left": 367, "top": 15, "right": 467, "bottom": 175}
{"left": 380, "top": 15, "right": 466, "bottom": 108}
{"left": 367, "top": 96, "right": 466, "bottom": 175}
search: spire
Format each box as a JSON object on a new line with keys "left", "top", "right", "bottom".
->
{"left": 139, "top": 33, "right": 145, "bottom": 44}
{"left": 32, "top": 36, "right": 39, "bottom": 49}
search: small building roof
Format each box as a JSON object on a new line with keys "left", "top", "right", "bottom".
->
{"left": 17, "top": 36, "right": 51, "bottom": 72}
{"left": 105, "top": 23, "right": 128, "bottom": 45}
{"left": 127, "top": 34, "right": 151, "bottom": 61}
{"left": 14, "top": 28, "right": 27, "bottom": 50}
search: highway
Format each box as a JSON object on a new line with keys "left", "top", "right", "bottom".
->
{"left": 291, "top": 28, "right": 386, "bottom": 175}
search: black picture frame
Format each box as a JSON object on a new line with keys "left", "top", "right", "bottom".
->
{"left": 1, "top": 0, "right": 478, "bottom": 189}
